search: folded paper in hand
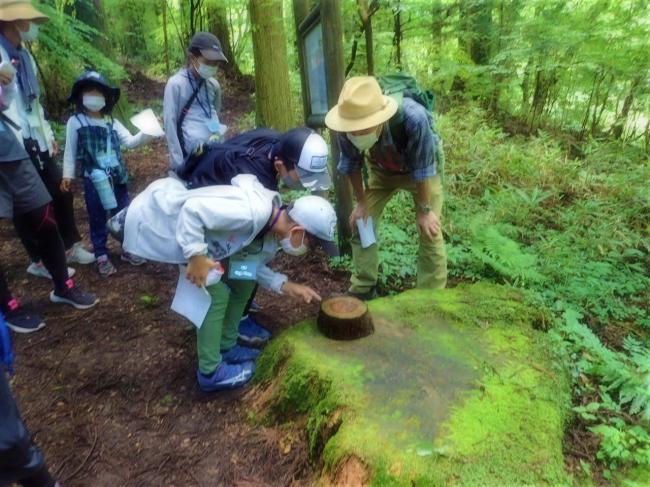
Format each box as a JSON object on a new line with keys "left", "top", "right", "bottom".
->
{"left": 356, "top": 217, "right": 376, "bottom": 248}
{"left": 171, "top": 265, "right": 212, "bottom": 328}
{"left": 130, "top": 109, "right": 165, "bottom": 137}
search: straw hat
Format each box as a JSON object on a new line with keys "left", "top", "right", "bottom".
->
{"left": 325, "top": 76, "right": 398, "bottom": 132}
{"left": 0, "top": 0, "right": 49, "bottom": 23}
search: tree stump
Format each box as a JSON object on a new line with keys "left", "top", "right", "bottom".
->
{"left": 317, "top": 296, "right": 374, "bottom": 340}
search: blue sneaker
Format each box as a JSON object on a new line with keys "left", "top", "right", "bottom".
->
{"left": 249, "top": 300, "right": 262, "bottom": 313}
{"left": 196, "top": 361, "right": 254, "bottom": 392}
{"left": 221, "top": 345, "right": 261, "bottom": 364}
{"left": 238, "top": 316, "right": 271, "bottom": 347}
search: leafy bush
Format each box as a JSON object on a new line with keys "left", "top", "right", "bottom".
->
{"left": 33, "top": 3, "right": 127, "bottom": 119}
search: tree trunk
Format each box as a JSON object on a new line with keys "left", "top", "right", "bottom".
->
{"left": 392, "top": 0, "right": 403, "bottom": 70}
{"left": 249, "top": 0, "right": 293, "bottom": 130}
{"left": 431, "top": 1, "right": 444, "bottom": 45}
{"left": 318, "top": 296, "right": 374, "bottom": 340}
{"left": 458, "top": 0, "right": 493, "bottom": 66}
{"left": 358, "top": 0, "right": 375, "bottom": 75}
{"left": 321, "top": 0, "right": 353, "bottom": 255}
{"left": 292, "top": 0, "right": 311, "bottom": 122}
{"left": 207, "top": 0, "right": 242, "bottom": 77}
{"left": 162, "top": 0, "right": 170, "bottom": 74}
{"left": 611, "top": 77, "right": 641, "bottom": 140}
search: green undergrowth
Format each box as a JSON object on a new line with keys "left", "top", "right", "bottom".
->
{"left": 254, "top": 284, "right": 572, "bottom": 486}
{"left": 328, "top": 103, "right": 650, "bottom": 480}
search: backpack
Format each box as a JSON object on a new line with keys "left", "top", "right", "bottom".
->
{"left": 376, "top": 73, "right": 445, "bottom": 177}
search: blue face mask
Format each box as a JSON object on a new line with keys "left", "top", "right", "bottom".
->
{"left": 197, "top": 62, "right": 217, "bottom": 79}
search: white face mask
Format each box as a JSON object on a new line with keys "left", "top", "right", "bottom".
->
{"left": 197, "top": 62, "right": 217, "bottom": 79}
{"left": 19, "top": 22, "right": 39, "bottom": 42}
{"left": 83, "top": 95, "right": 106, "bottom": 113}
{"left": 347, "top": 131, "right": 379, "bottom": 151}
{"left": 280, "top": 230, "right": 308, "bottom": 256}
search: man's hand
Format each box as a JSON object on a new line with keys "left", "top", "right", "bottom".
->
{"left": 187, "top": 254, "right": 219, "bottom": 288}
{"left": 417, "top": 211, "right": 441, "bottom": 241}
{"left": 0, "top": 71, "right": 12, "bottom": 86}
{"left": 51, "top": 140, "right": 59, "bottom": 157}
{"left": 0, "top": 64, "right": 14, "bottom": 86}
{"left": 60, "top": 178, "right": 72, "bottom": 193}
{"left": 281, "top": 281, "right": 322, "bottom": 304}
{"left": 348, "top": 202, "right": 369, "bottom": 230}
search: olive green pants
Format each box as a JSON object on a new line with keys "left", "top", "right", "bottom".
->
{"left": 196, "top": 277, "right": 257, "bottom": 374}
{"left": 349, "top": 169, "right": 447, "bottom": 294}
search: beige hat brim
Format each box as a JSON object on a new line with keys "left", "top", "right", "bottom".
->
{"left": 0, "top": 4, "right": 49, "bottom": 23}
{"left": 325, "top": 95, "right": 398, "bottom": 132}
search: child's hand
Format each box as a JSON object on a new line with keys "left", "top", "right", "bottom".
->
{"left": 60, "top": 178, "right": 72, "bottom": 193}
{"left": 187, "top": 254, "right": 220, "bottom": 288}
{"left": 281, "top": 281, "right": 322, "bottom": 303}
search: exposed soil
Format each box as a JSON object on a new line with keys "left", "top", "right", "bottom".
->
{"left": 1, "top": 72, "right": 347, "bottom": 486}
{"left": 1, "top": 69, "right": 610, "bottom": 485}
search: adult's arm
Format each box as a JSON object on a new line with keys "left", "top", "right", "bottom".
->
{"left": 163, "top": 77, "right": 185, "bottom": 172}
{"left": 62, "top": 118, "right": 79, "bottom": 179}
{"left": 29, "top": 53, "right": 55, "bottom": 153}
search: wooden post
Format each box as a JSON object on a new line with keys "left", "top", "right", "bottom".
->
{"left": 321, "top": 0, "right": 353, "bottom": 254}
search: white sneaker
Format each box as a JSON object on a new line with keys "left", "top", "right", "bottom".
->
{"left": 66, "top": 242, "right": 96, "bottom": 264}
{"left": 27, "top": 261, "right": 76, "bottom": 280}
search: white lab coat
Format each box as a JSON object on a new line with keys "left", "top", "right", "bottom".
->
{"left": 123, "top": 174, "right": 288, "bottom": 293}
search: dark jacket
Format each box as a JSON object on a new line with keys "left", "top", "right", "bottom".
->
{"left": 183, "top": 128, "right": 281, "bottom": 191}
{"left": 0, "top": 315, "right": 55, "bottom": 487}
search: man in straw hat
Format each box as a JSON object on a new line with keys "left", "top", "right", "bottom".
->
{"left": 325, "top": 76, "right": 447, "bottom": 299}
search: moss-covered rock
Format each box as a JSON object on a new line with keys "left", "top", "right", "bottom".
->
{"left": 254, "top": 283, "right": 572, "bottom": 486}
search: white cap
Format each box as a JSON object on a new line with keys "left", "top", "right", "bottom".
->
{"left": 288, "top": 195, "right": 339, "bottom": 256}
{"left": 295, "top": 133, "right": 332, "bottom": 191}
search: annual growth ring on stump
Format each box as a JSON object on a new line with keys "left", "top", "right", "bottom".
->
{"left": 317, "top": 296, "right": 374, "bottom": 340}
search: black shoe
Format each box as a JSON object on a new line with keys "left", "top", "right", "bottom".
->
{"left": 347, "top": 288, "right": 377, "bottom": 301}
{"left": 4, "top": 303, "right": 45, "bottom": 333}
{"left": 50, "top": 281, "right": 99, "bottom": 310}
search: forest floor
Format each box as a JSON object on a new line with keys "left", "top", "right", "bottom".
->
{"left": 0, "top": 69, "right": 610, "bottom": 486}
{"left": 0, "top": 71, "right": 347, "bottom": 487}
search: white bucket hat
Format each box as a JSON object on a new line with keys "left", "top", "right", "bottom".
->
{"left": 325, "top": 76, "right": 398, "bottom": 133}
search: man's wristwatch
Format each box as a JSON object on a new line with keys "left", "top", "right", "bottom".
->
{"left": 417, "top": 203, "right": 432, "bottom": 214}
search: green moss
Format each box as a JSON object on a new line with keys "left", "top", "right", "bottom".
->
{"left": 253, "top": 283, "right": 572, "bottom": 485}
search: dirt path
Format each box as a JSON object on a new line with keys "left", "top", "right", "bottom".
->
{"left": 1, "top": 72, "right": 348, "bottom": 486}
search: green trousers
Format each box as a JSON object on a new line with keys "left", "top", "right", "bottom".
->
{"left": 349, "top": 169, "right": 448, "bottom": 294}
{"left": 196, "top": 277, "right": 256, "bottom": 374}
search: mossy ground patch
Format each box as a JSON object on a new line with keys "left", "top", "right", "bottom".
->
{"left": 254, "top": 283, "right": 572, "bottom": 486}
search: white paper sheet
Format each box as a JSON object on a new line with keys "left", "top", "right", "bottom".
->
{"left": 170, "top": 265, "right": 211, "bottom": 328}
{"left": 356, "top": 217, "right": 376, "bottom": 248}
{"left": 130, "top": 108, "right": 165, "bottom": 137}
